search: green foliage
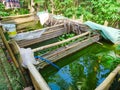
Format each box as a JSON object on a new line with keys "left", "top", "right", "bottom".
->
{"left": 0, "top": 3, "right": 9, "bottom": 16}
{"left": 1, "top": 0, "right": 120, "bottom": 27}
{"left": 58, "top": 33, "right": 75, "bottom": 41}
{"left": 46, "top": 0, "right": 120, "bottom": 27}
{"left": 0, "top": 2, "right": 29, "bottom": 17}
{"left": 9, "top": 8, "right": 29, "bottom": 16}
{"left": 89, "top": 0, "right": 120, "bottom": 25}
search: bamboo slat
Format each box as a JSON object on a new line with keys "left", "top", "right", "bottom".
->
{"left": 1, "top": 13, "right": 35, "bottom": 21}
{"left": 17, "top": 27, "right": 66, "bottom": 47}
{"left": 37, "top": 35, "right": 100, "bottom": 68}
{"left": 33, "top": 31, "right": 90, "bottom": 52}
{"left": 16, "top": 21, "right": 38, "bottom": 31}
{"left": 1, "top": 16, "right": 36, "bottom": 25}
{"left": 0, "top": 26, "right": 19, "bottom": 68}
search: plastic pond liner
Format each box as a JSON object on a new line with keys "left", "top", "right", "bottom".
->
{"left": 39, "top": 41, "right": 120, "bottom": 90}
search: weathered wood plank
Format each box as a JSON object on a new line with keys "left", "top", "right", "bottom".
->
{"left": 17, "top": 27, "right": 66, "bottom": 47}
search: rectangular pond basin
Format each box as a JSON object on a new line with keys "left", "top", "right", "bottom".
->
{"left": 39, "top": 41, "right": 120, "bottom": 90}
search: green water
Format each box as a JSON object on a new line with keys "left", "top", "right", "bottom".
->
{"left": 40, "top": 41, "right": 120, "bottom": 90}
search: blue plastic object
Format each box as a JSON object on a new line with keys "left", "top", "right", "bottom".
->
{"left": 35, "top": 56, "right": 60, "bottom": 70}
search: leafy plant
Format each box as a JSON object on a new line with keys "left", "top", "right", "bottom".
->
{"left": 0, "top": 3, "right": 9, "bottom": 16}
{"left": 46, "top": 0, "right": 120, "bottom": 27}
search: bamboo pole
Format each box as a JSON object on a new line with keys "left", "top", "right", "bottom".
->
{"left": 11, "top": 40, "right": 50, "bottom": 90}
{"left": 27, "top": 63, "right": 50, "bottom": 90}
{"left": 104, "top": 20, "right": 108, "bottom": 26}
{"left": 1, "top": 13, "right": 35, "bottom": 20}
{"left": 0, "top": 26, "right": 19, "bottom": 68}
{"left": 32, "top": 31, "right": 90, "bottom": 52}
{"left": 2, "top": 16, "right": 36, "bottom": 24}
{"left": 17, "top": 23, "right": 63, "bottom": 33}
{"left": 0, "top": 26, "right": 27, "bottom": 86}
{"left": 95, "top": 65, "right": 120, "bottom": 90}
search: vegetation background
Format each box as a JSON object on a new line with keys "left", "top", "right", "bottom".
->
{"left": 0, "top": 0, "right": 120, "bottom": 28}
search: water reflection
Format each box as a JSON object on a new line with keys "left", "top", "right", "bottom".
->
{"left": 41, "top": 43, "right": 120, "bottom": 90}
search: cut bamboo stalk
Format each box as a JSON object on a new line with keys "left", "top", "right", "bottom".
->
{"left": 27, "top": 62, "right": 50, "bottom": 90}
{"left": 0, "top": 26, "right": 19, "bottom": 68}
{"left": 17, "top": 23, "right": 63, "bottom": 33}
{"left": 10, "top": 40, "right": 50, "bottom": 90}
{"left": 1, "top": 13, "right": 35, "bottom": 21}
{"left": 32, "top": 31, "right": 90, "bottom": 52}
{"left": 16, "top": 21, "right": 38, "bottom": 31}
{"left": 95, "top": 65, "right": 120, "bottom": 90}
{"left": 2, "top": 16, "right": 36, "bottom": 24}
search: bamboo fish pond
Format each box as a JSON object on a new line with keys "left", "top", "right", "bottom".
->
{"left": 39, "top": 41, "right": 120, "bottom": 90}
{"left": 1, "top": 13, "right": 120, "bottom": 90}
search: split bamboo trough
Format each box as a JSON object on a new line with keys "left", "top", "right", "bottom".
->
{"left": 0, "top": 13, "right": 101, "bottom": 90}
